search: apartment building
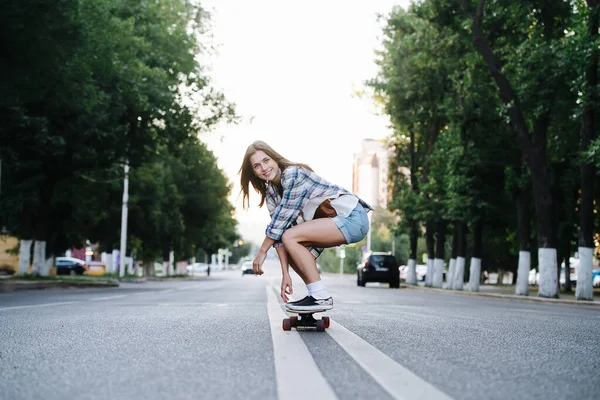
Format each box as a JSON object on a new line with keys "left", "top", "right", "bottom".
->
{"left": 352, "top": 138, "right": 390, "bottom": 209}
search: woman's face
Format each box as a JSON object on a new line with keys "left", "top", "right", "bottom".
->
{"left": 249, "top": 150, "right": 280, "bottom": 182}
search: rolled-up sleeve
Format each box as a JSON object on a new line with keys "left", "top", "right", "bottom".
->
{"left": 266, "top": 188, "right": 284, "bottom": 248}
{"left": 265, "top": 167, "right": 307, "bottom": 241}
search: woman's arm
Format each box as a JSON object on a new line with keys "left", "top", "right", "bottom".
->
{"left": 276, "top": 246, "right": 294, "bottom": 302}
{"left": 252, "top": 235, "right": 276, "bottom": 275}
{"left": 276, "top": 246, "right": 290, "bottom": 276}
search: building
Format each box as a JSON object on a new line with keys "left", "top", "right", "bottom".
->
{"left": 352, "top": 139, "right": 390, "bottom": 209}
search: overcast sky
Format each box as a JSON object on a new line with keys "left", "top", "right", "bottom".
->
{"left": 200, "top": 0, "right": 412, "bottom": 245}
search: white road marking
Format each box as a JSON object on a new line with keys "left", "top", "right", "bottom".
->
{"left": 89, "top": 295, "right": 127, "bottom": 301}
{"left": 266, "top": 286, "right": 338, "bottom": 400}
{"left": 341, "top": 301, "right": 363, "bottom": 304}
{"left": 327, "top": 321, "right": 453, "bottom": 400}
{"left": 0, "top": 301, "right": 77, "bottom": 311}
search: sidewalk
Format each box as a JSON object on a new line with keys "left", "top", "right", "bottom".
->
{"left": 401, "top": 282, "right": 600, "bottom": 307}
{"left": 0, "top": 273, "right": 216, "bottom": 293}
{"left": 0, "top": 276, "right": 120, "bottom": 293}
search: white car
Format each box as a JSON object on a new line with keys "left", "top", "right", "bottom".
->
{"left": 241, "top": 261, "right": 254, "bottom": 275}
{"left": 529, "top": 266, "right": 577, "bottom": 286}
{"left": 187, "top": 263, "right": 210, "bottom": 276}
{"left": 399, "top": 264, "right": 427, "bottom": 281}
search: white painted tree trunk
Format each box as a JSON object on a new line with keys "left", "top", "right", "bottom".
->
{"left": 425, "top": 258, "right": 434, "bottom": 287}
{"left": 111, "top": 250, "right": 119, "bottom": 274}
{"left": 32, "top": 240, "right": 47, "bottom": 276}
{"left": 169, "top": 250, "right": 175, "bottom": 276}
{"left": 45, "top": 256, "right": 55, "bottom": 277}
{"left": 454, "top": 257, "right": 465, "bottom": 290}
{"left": 433, "top": 258, "right": 444, "bottom": 288}
{"left": 469, "top": 258, "right": 481, "bottom": 292}
{"left": 576, "top": 247, "right": 593, "bottom": 300}
{"left": 162, "top": 261, "right": 169, "bottom": 277}
{"left": 515, "top": 251, "right": 530, "bottom": 296}
{"left": 447, "top": 258, "right": 456, "bottom": 290}
{"left": 18, "top": 239, "right": 33, "bottom": 276}
{"left": 538, "top": 248, "right": 558, "bottom": 298}
{"left": 406, "top": 259, "right": 417, "bottom": 285}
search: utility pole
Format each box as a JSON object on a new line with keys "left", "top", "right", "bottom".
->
{"left": 119, "top": 161, "right": 129, "bottom": 277}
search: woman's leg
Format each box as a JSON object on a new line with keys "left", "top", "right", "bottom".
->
{"left": 281, "top": 218, "right": 346, "bottom": 284}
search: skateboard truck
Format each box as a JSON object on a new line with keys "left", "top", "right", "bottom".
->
{"left": 282, "top": 309, "right": 330, "bottom": 332}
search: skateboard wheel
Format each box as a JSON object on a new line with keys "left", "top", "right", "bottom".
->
{"left": 290, "top": 316, "right": 298, "bottom": 327}
{"left": 316, "top": 320, "right": 325, "bottom": 332}
{"left": 322, "top": 316, "right": 330, "bottom": 329}
{"left": 282, "top": 318, "right": 292, "bottom": 331}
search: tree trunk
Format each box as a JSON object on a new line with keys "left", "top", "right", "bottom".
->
{"left": 563, "top": 239, "right": 572, "bottom": 293}
{"left": 469, "top": 219, "right": 483, "bottom": 292}
{"left": 32, "top": 240, "right": 47, "bottom": 276}
{"left": 462, "top": 0, "right": 558, "bottom": 297}
{"left": 433, "top": 221, "right": 446, "bottom": 288}
{"left": 405, "top": 128, "right": 420, "bottom": 286}
{"left": 515, "top": 174, "right": 532, "bottom": 295}
{"left": 454, "top": 221, "right": 467, "bottom": 290}
{"left": 162, "top": 244, "right": 170, "bottom": 277}
{"left": 577, "top": 1, "right": 599, "bottom": 301}
{"left": 447, "top": 223, "right": 459, "bottom": 290}
{"left": 18, "top": 239, "right": 33, "bottom": 276}
{"left": 425, "top": 220, "right": 435, "bottom": 287}
{"left": 406, "top": 220, "right": 419, "bottom": 285}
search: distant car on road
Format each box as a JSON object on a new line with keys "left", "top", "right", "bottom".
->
{"left": 55, "top": 257, "right": 87, "bottom": 276}
{"left": 187, "top": 263, "right": 210, "bottom": 276}
{"left": 241, "top": 261, "right": 254, "bottom": 275}
{"left": 357, "top": 252, "right": 399, "bottom": 288}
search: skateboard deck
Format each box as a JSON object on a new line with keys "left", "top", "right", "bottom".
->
{"left": 282, "top": 308, "right": 330, "bottom": 332}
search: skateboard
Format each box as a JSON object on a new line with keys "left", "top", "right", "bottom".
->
{"left": 282, "top": 308, "right": 330, "bottom": 332}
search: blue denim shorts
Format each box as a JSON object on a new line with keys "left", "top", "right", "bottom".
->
{"left": 332, "top": 203, "right": 370, "bottom": 244}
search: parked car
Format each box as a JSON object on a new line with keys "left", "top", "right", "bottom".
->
{"left": 241, "top": 261, "right": 254, "bottom": 275}
{"left": 357, "top": 252, "right": 399, "bottom": 288}
{"left": 399, "top": 264, "right": 428, "bottom": 281}
{"left": 593, "top": 269, "right": 600, "bottom": 287}
{"left": 528, "top": 266, "right": 577, "bottom": 287}
{"left": 55, "top": 257, "right": 87, "bottom": 276}
{"left": 187, "top": 263, "right": 210, "bottom": 276}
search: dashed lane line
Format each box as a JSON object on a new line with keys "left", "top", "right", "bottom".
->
{"left": 266, "top": 286, "right": 338, "bottom": 400}
{"left": 327, "top": 321, "right": 454, "bottom": 400}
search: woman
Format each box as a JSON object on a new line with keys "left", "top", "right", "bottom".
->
{"left": 239, "top": 140, "right": 372, "bottom": 311}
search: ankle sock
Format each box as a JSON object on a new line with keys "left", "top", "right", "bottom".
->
{"left": 307, "top": 280, "right": 331, "bottom": 300}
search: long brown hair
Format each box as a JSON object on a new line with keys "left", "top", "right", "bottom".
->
{"left": 239, "top": 140, "right": 313, "bottom": 209}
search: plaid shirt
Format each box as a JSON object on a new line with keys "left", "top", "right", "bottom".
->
{"left": 265, "top": 166, "right": 370, "bottom": 258}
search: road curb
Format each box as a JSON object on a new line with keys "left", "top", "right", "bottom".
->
{"left": 400, "top": 284, "right": 600, "bottom": 307}
{"left": 0, "top": 279, "right": 119, "bottom": 293}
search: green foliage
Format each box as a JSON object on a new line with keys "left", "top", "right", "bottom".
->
{"left": 369, "top": 0, "right": 598, "bottom": 271}
{"left": 1, "top": 0, "right": 239, "bottom": 265}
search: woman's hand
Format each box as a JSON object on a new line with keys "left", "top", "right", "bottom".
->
{"left": 252, "top": 251, "right": 266, "bottom": 275}
{"left": 280, "top": 274, "right": 293, "bottom": 302}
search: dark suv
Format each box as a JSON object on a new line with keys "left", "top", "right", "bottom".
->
{"left": 357, "top": 252, "right": 400, "bottom": 288}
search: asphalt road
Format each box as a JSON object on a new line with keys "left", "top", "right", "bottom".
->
{"left": 1, "top": 259, "right": 599, "bottom": 400}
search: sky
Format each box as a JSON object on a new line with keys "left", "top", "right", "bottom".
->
{"left": 200, "top": 0, "right": 412, "bottom": 245}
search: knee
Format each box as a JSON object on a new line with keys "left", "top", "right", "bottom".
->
{"left": 281, "top": 230, "right": 298, "bottom": 246}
